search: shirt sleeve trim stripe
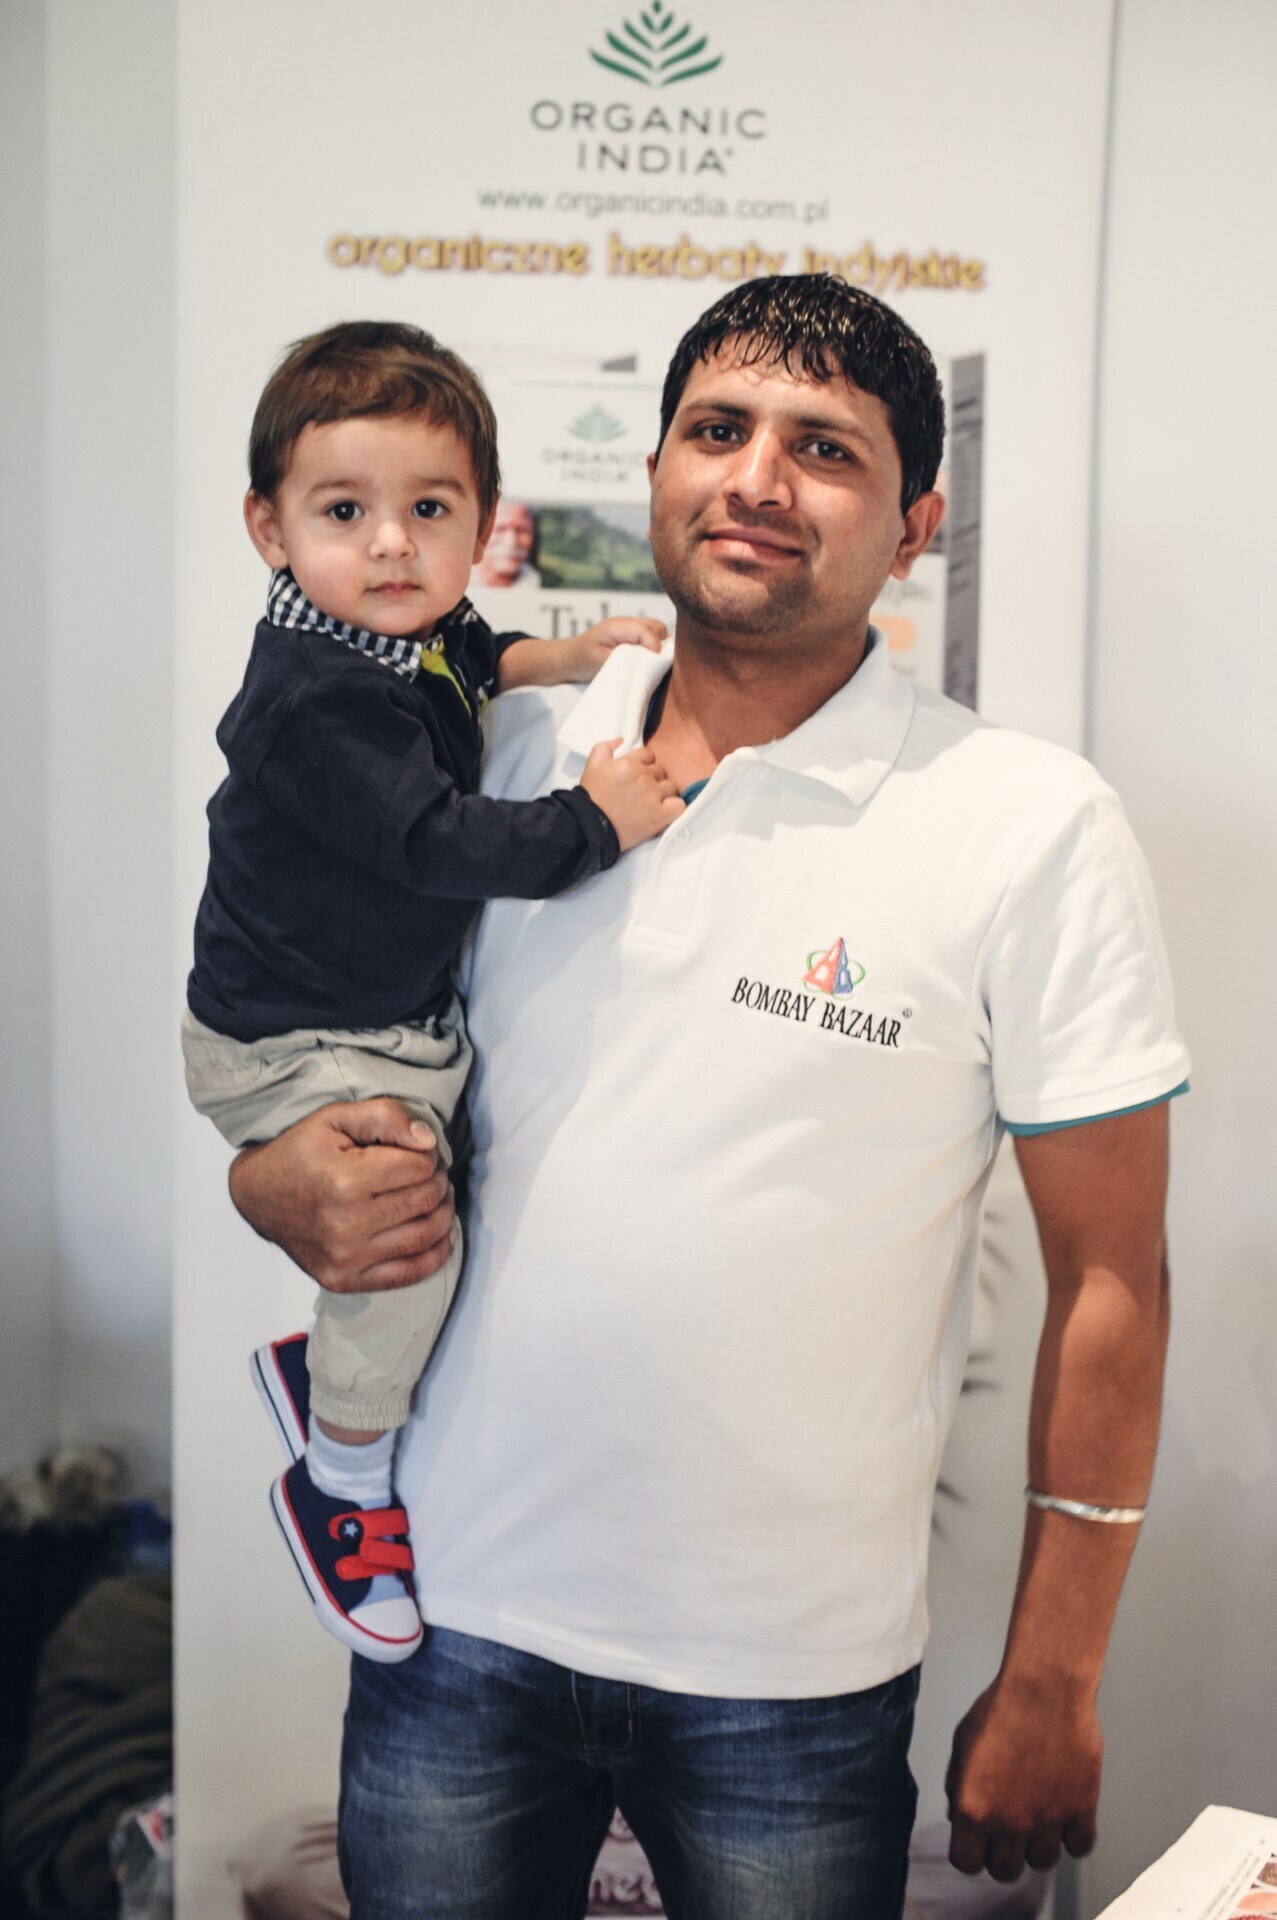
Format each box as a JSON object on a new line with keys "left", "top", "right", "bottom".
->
{"left": 1002, "top": 1080, "right": 1190, "bottom": 1137}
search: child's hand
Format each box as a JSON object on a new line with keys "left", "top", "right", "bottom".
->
{"left": 565, "top": 616, "right": 668, "bottom": 682}
{"left": 580, "top": 738, "right": 685, "bottom": 853}
{"left": 497, "top": 621, "right": 668, "bottom": 694}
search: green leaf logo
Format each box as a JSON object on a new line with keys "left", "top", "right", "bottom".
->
{"left": 568, "top": 405, "right": 628, "bottom": 444}
{"left": 590, "top": 0, "right": 724, "bottom": 87}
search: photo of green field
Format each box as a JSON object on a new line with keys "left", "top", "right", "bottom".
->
{"left": 537, "top": 504, "right": 661, "bottom": 593}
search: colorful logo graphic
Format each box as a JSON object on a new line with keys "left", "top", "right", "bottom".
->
{"left": 590, "top": 0, "right": 725, "bottom": 88}
{"left": 567, "top": 404, "right": 628, "bottom": 444}
{"left": 802, "top": 937, "right": 865, "bottom": 997}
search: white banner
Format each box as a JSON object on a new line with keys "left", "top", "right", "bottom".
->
{"left": 174, "top": 3, "right": 1114, "bottom": 1910}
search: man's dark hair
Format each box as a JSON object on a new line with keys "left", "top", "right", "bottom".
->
{"left": 248, "top": 319, "right": 500, "bottom": 515}
{"left": 657, "top": 275, "right": 945, "bottom": 513}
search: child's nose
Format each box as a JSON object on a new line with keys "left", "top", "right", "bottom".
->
{"left": 369, "top": 515, "right": 414, "bottom": 556}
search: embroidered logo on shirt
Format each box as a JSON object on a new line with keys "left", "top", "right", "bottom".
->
{"left": 801, "top": 935, "right": 866, "bottom": 997}
{"left": 729, "top": 937, "right": 903, "bottom": 1050}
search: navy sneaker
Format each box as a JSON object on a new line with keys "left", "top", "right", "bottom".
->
{"left": 252, "top": 1333, "right": 310, "bottom": 1462}
{"left": 270, "top": 1456, "right": 424, "bottom": 1663}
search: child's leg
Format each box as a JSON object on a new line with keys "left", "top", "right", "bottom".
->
{"left": 182, "top": 1005, "right": 471, "bottom": 1662}
{"left": 300, "top": 1004, "right": 471, "bottom": 1456}
{"left": 183, "top": 1003, "right": 470, "bottom": 1457}
{"left": 303, "top": 1220, "right": 463, "bottom": 1508}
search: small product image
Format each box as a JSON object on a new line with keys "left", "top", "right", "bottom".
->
{"left": 474, "top": 497, "right": 542, "bottom": 590}
{"left": 537, "top": 502, "right": 663, "bottom": 594}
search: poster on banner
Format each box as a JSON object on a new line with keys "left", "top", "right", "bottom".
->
{"left": 467, "top": 350, "right": 982, "bottom": 704}
{"left": 1095, "top": 1806, "right": 1277, "bottom": 1920}
{"left": 174, "top": 2, "right": 1115, "bottom": 1913}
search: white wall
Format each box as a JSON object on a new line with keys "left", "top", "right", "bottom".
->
{"left": 0, "top": 0, "right": 176, "bottom": 1497}
{"left": 1082, "top": 0, "right": 1277, "bottom": 1910}
{"left": 0, "top": 0, "right": 58, "bottom": 1478}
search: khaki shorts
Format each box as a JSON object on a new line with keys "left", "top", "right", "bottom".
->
{"left": 182, "top": 1005, "right": 472, "bottom": 1430}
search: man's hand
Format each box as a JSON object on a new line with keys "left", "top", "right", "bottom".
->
{"left": 228, "top": 1099, "right": 456, "bottom": 1294}
{"left": 946, "top": 1674, "right": 1101, "bottom": 1880}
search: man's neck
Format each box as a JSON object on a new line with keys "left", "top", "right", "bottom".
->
{"left": 645, "top": 621, "right": 870, "bottom": 789}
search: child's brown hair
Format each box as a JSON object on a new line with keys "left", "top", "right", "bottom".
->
{"left": 248, "top": 320, "right": 500, "bottom": 515}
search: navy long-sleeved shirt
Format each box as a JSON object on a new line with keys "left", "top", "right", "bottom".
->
{"left": 188, "top": 618, "right": 618, "bottom": 1042}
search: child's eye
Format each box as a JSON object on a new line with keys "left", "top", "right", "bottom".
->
{"left": 326, "top": 500, "right": 361, "bottom": 522}
{"left": 412, "top": 499, "right": 446, "bottom": 520}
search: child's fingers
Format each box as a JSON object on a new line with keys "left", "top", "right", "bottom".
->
{"left": 596, "top": 616, "right": 668, "bottom": 650}
{"left": 583, "top": 738, "right": 623, "bottom": 774}
{"left": 632, "top": 617, "right": 668, "bottom": 649}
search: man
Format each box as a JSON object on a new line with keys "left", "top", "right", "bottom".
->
{"left": 230, "top": 276, "right": 1188, "bottom": 1919}
{"left": 475, "top": 496, "right": 541, "bottom": 589}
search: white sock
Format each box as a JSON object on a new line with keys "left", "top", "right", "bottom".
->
{"left": 306, "top": 1426, "right": 396, "bottom": 1507}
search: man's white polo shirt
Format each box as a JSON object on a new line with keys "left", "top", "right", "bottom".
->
{"left": 396, "top": 636, "right": 1189, "bottom": 1699}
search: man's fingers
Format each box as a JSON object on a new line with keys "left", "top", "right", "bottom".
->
{"left": 337, "top": 1143, "right": 445, "bottom": 1203}
{"left": 359, "top": 1167, "right": 453, "bottom": 1244}
{"left": 950, "top": 1820, "right": 1032, "bottom": 1883}
{"left": 1026, "top": 1827, "right": 1064, "bottom": 1873}
{"left": 358, "top": 1228, "right": 459, "bottom": 1294}
{"left": 986, "top": 1833, "right": 1027, "bottom": 1884}
{"left": 948, "top": 1815, "right": 987, "bottom": 1877}
{"left": 321, "top": 1097, "right": 436, "bottom": 1154}
{"left": 1063, "top": 1812, "right": 1098, "bottom": 1859}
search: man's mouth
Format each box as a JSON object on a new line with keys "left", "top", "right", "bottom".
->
{"left": 702, "top": 526, "right": 805, "bottom": 563}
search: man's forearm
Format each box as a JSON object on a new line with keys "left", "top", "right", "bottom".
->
{"left": 1001, "top": 1252, "right": 1169, "bottom": 1698}
{"left": 947, "top": 1106, "right": 1173, "bottom": 1878}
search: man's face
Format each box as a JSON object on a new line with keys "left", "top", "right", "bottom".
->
{"left": 648, "top": 347, "right": 940, "bottom": 656}
{"left": 245, "top": 413, "right": 491, "bottom": 639}
{"left": 479, "top": 499, "right": 536, "bottom": 586}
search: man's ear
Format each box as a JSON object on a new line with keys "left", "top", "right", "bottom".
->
{"left": 472, "top": 501, "right": 497, "bottom": 565}
{"left": 889, "top": 490, "right": 946, "bottom": 582}
{"left": 244, "top": 490, "right": 289, "bottom": 569}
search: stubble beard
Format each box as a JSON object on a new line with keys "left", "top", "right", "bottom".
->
{"left": 654, "top": 535, "right": 816, "bottom": 642}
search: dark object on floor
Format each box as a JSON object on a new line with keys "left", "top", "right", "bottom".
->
{"left": 0, "top": 1517, "right": 116, "bottom": 1802}
{"left": 1, "top": 1573, "right": 172, "bottom": 1920}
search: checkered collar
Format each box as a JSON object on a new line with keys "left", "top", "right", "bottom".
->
{"left": 265, "top": 569, "right": 482, "bottom": 681}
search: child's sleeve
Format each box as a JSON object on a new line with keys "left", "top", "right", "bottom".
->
{"left": 247, "top": 668, "right": 620, "bottom": 901}
{"left": 444, "top": 605, "right": 532, "bottom": 706}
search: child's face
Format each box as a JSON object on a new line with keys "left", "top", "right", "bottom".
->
{"left": 244, "top": 413, "right": 492, "bottom": 638}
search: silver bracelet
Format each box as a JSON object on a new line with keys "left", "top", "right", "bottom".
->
{"left": 1025, "top": 1487, "right": 1147, "bottom": 1525}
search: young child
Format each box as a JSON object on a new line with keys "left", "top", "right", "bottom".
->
{"left": 183, "top": 320, "right": 682, "bottom": 1662}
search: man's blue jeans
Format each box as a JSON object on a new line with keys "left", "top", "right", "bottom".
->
{"left": 339, "top": 1626, "right": 920, "bottom": 1919}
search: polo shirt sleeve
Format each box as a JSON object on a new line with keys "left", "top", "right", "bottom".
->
{"left": 981, "top": 786, "right": 1190, "bottom": 1133}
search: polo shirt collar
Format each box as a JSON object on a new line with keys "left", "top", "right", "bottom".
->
{"left": 557, "top": 626, "right": 915, "bottom": 809}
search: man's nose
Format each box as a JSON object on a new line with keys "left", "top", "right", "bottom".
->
{"left": 724, "top": 431, "right": 794, "bottom": 512}
{"left": 368, "top": 514, "right": 414, "bottom": 556}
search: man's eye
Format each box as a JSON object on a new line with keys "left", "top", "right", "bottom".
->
{"left": 326, "top": 501, "right": 360, "bottom": 522}
{"left": 808, "top": 440, "right": 850, "bottom": 462}
{"left": 695, "top": 422, "right": 739, "bottom": 445}
{"left": 412, "top": 499, "right": 445, "bottom": 519}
